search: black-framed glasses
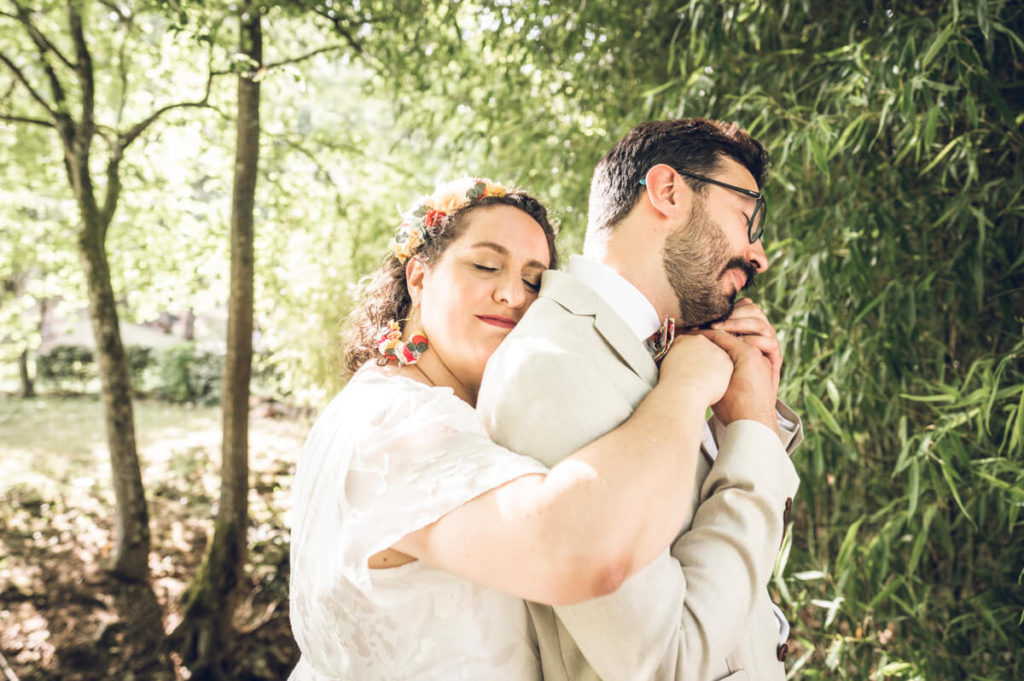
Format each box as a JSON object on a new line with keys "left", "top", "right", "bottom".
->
{"left": 640, "top": 171, "right": 766, "bottom": 243}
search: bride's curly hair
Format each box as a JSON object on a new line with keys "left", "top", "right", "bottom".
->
{"left": 344, "top": 181, "right": 558, "bottom": 374}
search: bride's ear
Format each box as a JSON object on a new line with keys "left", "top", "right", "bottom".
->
{"left": 406, "top": 257, "right": 426, "bottom": 309}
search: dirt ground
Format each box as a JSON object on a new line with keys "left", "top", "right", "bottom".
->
{"left": 0, "top": 396, "right": 309, "bottom": 680}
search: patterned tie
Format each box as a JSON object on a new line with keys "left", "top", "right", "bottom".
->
{"left": 645, "top": 317, "right": 676, "bottom": 364}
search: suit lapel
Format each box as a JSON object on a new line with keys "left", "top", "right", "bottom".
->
{"left": 539, "top": 270, "right": 659, "bottom": 388}
{"left": 540, "top": 269, "right": 716, "bottom": 467}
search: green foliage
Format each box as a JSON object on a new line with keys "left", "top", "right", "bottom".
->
{"left": 35, "top": 344, "right": 154, "bottom": 393}
{"left": 36, "top": 345, "right": 96, "bottom": 391}
{"left": 636, "top": 3, "right": 1024, "bottom": 679}
{"left": 363, "top": 1, "right": 1024, "bottom": 677}
{"left": 153, "top": 344, "right": 224, "bottom": 405}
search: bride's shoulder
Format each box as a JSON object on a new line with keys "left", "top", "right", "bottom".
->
{"left": 312, "top": 365, "right": 467, "bottom": 439}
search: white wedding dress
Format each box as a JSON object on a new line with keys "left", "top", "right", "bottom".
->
{"left": 288, "top": 366, "right": 547, "bottom": 680}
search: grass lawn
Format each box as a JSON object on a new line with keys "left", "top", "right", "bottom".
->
{"left": 0, "top": 395, "right": 309, "bottom": 496}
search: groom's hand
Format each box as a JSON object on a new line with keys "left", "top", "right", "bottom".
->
{"left": 699, "top": 329, "right": 780, "bottom": 439}
{"left": 710, "top": 298, "right": 781, "bottom": 396}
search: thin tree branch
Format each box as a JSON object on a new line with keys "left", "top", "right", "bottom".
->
{"left": 13, "top": 4, "right": 75, "bottom": 70}
{"left": 276, "top": 131, "right": 418, "bottom": 183}
{"left": 99, "top": 146, "right": 123, "bottom": 230}
{"left": 262, "top": 44, "right": 347, "bottom": 71}
{"left": 120, "top": 99, "right": 214, "bottom": 147}
{"left": 312, "top": 9, "right": 364, "bottom": 55}
{"left": 113, "top": 4, "right": 133, "bottom": 125}
{"left": 13, "top": 4, "right": 70, "bottom": 108}
{"left": 96, "top": 0, "right": 130, "bottom": 23}
{"left": 95, "top": 122, "right": 118, "bottom": 145}
{"left": 67, "top": 1, "right": 94, "bottom": 135}
{"left": 0, "top": 51, "right": 56, "bottom": 118}
{"left": 0, "top": 112, "right": 55, "bottom": 127}
{"left": 117, "top": 70, "right": 217, "bottom": 148}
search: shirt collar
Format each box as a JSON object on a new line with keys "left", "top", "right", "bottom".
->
{"left": 566, "top": 255, "right": 661, "bottom": 341}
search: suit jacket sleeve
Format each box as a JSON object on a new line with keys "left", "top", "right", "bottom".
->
{"left": 710, "top": 400, "right": 805, "bottom": 455}
{"left": 479, "top": 337, "right": 801, "bottom": 681}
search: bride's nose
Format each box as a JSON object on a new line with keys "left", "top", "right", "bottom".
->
{"left": 494, "top": 274, "right": 528, "bottom": 309}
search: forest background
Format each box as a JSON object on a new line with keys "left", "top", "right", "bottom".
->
{"left": 1, "top": 0, "right": 1022, "bottom": 680}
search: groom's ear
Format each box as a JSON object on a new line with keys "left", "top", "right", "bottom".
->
{"left": 406, "top": 257, "right": 426, "bottom": 308}
{"left": 643, "top": 164, "right": 689, "bottom": 219}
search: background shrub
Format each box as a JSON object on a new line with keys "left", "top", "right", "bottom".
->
{"left": 36, "top": 345, "right": 94, "bottom": 392}
{"left": 153, "top": 344, "right": 224, "bottom": 405}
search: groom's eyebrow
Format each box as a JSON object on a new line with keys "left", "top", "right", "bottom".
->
{"left": 472, "top": 241, "right": 547, "bottom": 270}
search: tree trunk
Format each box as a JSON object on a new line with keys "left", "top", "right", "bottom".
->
{"left": 174, "top": 7, "right": 261, "bottom": 679}
{"left": 78, "top": 225, "right": 151, "bottom": 581}
{"left": 184, "top": 306, "right": 196, "bottom": 340}
{"left": 18, "top": 348, "right": 35, "bottom": 398}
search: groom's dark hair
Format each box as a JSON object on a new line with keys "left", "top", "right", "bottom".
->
{"left": 586, "top": 118, "right": 769, "bottom": 239}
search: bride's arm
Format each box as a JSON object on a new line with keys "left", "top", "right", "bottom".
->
{"left": 392, "top": 333, "right": 734, "bottom": 606}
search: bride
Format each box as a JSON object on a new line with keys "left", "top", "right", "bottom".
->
{"left": 288, "top": 177, "right": 734, "bottom": 679}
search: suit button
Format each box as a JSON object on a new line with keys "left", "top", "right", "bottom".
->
{"left": 777, "top": 643, "right": 789, "bottom": 662}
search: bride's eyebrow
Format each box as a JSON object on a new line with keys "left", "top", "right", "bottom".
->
{"left": 471, "top": 242, "right": 547, "bottom": 270}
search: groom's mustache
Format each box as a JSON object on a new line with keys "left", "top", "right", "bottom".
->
{"left": 721, "top": 258, "right": 758, "bottom": 291}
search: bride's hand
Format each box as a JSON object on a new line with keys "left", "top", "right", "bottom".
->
{"left": 657, "top": 333, "right": 734, "bottom": 406}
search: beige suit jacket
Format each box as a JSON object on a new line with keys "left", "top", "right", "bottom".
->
{"left": 477, "top": 269, "right": 802, "bottom": 681}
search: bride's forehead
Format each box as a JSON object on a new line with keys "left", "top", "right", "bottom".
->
{"left": 453, "top": 207, "right": 548, "bottom": 256}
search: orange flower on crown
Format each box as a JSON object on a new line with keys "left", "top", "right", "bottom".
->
{"left": 434, "top": 193, "right": 467, "bottom": 215}
{"left": 480, "top": 180, "right": 507, "bottom": 198}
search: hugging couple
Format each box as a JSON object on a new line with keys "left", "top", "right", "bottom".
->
{"left": 288, "top": 117, "right": 804, "bottom": 681}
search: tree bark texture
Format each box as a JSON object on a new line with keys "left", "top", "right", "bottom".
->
{"left": 59, "top": 1, "right": 150, "bottom": 583}
{"left": 18, "top": 349, "right": 35, "bottom": 398}
{"left": 175, "top": 7, "right": 261, "bottom": 679}
{"left": 78, "top": 224, "right": 150, "bottom": 581}
{"left": 184, "top": 307, "right": 196, "bottom": 340}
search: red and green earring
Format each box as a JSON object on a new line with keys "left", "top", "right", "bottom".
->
{"left": 375, "top": 320, "right": 428, "bottom": 366}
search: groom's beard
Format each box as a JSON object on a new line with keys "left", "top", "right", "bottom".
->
{"left": 662, "top": 198, "right": 755, "bottom": 327}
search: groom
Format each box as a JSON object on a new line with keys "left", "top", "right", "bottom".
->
{"left": 478, "top": 118, "right": 803, "bottom": 681}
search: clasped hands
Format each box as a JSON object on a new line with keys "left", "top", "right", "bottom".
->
{"left": 661, "top": 298, "right": 781, "bottom": 438}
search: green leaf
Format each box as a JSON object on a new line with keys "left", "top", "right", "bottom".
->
{"left": 919, "top": 135, "right": 962, "bottom": 176}
{"left": 907, "top": 458, "right": 920, "bottom": 518}
{"left": 836, "top": 516, "right": 865, "bottom": 568}
{"left": 938, "top": 448, "right": 973, "bottom": 523}
{"left": 907, "top": 505, "right": 936, "bottom": 575}
{"left": 805, "top": 391, "right": 843, "bottom": 437}
{"left": 921, "top": 25, "right": 955, "bottom": 70}
{"left": 878, "top": 661, "right": 914, "bottom": 676}
{"left": 923, "top": 104, "right": 939, "bottom": 150}
{"left": 852, "top": 287, "right": 889, "bottom": 325}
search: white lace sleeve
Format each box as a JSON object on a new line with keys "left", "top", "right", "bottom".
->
{"left": 291, "top": 370, "right": 549, "bottom": 598}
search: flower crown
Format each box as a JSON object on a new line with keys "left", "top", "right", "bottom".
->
{"left": 389, "top": 177, "right": 510, "bottom": 263}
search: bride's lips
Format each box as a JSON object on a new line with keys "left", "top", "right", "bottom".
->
{"left": 476, "top": 315, "right": 517, "bottom": 329}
